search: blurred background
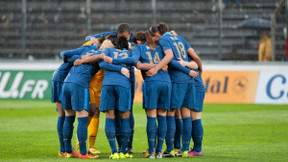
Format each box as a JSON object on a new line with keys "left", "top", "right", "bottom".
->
{"left": 0, "top": 0, "right": 287, "bottom": 61}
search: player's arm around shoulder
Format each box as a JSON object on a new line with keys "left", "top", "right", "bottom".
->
{"left": 187, "top": 48, "right": 203, "bottom": 73}
{"left": 74, "top": 52, "right": 105, "bottom": 66}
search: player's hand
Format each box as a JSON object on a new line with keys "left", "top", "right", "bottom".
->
{"left": 135, "top": 61, "right": 142, "bottom": 69}
{"left": 161, "top": 65, "right": 168, "bottom": 72}
{"left": 177, "top": 58, "right": 186, "bottom": 66}
{"left": 104, "top": 56, "right": 113, "bottom": 63}
{"left": 74, "top": 59, "right": 82, "bottom": 66}
{"left": 190, "top": 61, "right": 199, "bottom": 69}
{"left": 82, "top": 53, "right": 92, "bottom": 59}
{"left": 90, "top": 37, "right": 98, "bottom": 45}
{"left": 189, "top": 70, "right": 199, "bottom": 78}
{"left": 121, "top": 68, "right": 130, "bottom": 78}
{"left": 99, "top": 53, "right": 106, "bottom": 59}
{"left": 146, "top": 67, "right": 158, "bottom": 77}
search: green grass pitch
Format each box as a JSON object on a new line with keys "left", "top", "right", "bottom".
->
{"left": 0, "top": 100, "right": 287, "bottom": 161}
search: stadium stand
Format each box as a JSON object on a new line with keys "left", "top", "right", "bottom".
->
{"left": 0, "top": 0, "right": 285, "bottom": 60}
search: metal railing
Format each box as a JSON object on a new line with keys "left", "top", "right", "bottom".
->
{"left": 0, "top": 0, "right": 286, "bottom": 60}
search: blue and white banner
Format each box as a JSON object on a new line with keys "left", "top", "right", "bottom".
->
{"left": 255, "top": 71, "right": 288, "bottom": 104}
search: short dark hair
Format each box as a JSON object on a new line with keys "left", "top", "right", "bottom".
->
{"left": 98, "top": 35, "right": 106, "bottom": 44}
{"left": 116, "top": 36, "right": 129, "bottom": 50}
{"left": 133, "top": 31, "right": 156, "bottom": 50}
{"left": 158, "top": 22, "right": 169, "bottom": 35}
{"left": 133, "top": 31, "right": 146, "bottom": 44}
{"left": 116, "top": 23, "right": 131, "bottom": 34}
{"left": 149, "top": 22, "right": 169, "bottom": 36}
{"left": 149, "top": 25, "right": 159, "bottom": 36}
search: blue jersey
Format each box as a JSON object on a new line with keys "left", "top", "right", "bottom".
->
{"left": 60, "top": 45, "right": 98, "bottom": 62}
{"left": 130, "top": 65, "right": 135, "bottom": 100}
{"left": 133, "top": 44, "right": 171, "bottom": 83}
{"left": 104, "top": 49, "right": 136, "bottom": 99}
{"left": 159, "top": 32, "right": 193, "bottom": 84}
{"left": 194, "top": 69, "right": 206, "bottom": 92}
{"left": 100, "top": 48, "right": 133, "bottom": 89}
{"left": 186, "top": 55, "right": 205, "bottom": 92}
{"left": 85, "top": 31, "right": 134, "bottom": 42}
{"left": 63, "top": 49, "right": 101, "bottom": 88}
{"left": 52, "top": 62, "right": 73, "bottom": 82}
{"left": 52, "top": 45, "right": 97, "bottom": 82}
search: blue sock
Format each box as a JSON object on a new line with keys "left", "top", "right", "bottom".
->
{"left": 63, "top": 116, "right": 75, "bottom": 153}
{"left": 120, "top": 118, "right": 131, "bottom": 154}
{"left": 115, "top": 111, "right": 121, "bottom": 150}
{"left": 174, "top": 118, "right": 182, "bottom": 150}
{"left": 156, "top": 115, "right": 167, "bottom": 153}
{"left": 57, "top": 116, "right": 65, "bottom": 153}
{"left": 165, "top": 116, "right": 176, "bottom": 152}
{"left": 105, "top": 118, "right": 117, "bottom": 154}
{"left": 181, "top": 117, "right": 192, "bottom": 152}
{"left": 147, "top": 116, "right": 157, "bottom": 154}
{"left": 77, "top": 117, "right": 88, "bottom": 155}
{"left": 128, "top": 111, "right": 134, "bottom": 149}
{"left": 192, "top": 119, "right": 203, "bottom": 152}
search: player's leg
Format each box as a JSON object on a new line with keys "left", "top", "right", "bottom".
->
{"left": 145, "top": 109, "right": 157, "bottom": 158}
{"left": 188, "top": 89, "right": 205, "bottom": 156}
{"left": 87, "top": 76, "right": 103, "bottom": 154}
{"left": 87, "top": 104, "right": 100, "bottom": 154}
{"left": 76, "top": 92, "right": 95, "bottom": 153}
{"left": 118, "top": 110, "right": 131, "bottom": 158}
{"left": 163, "top": 109, "right": 176, "bottom": 157}
{"left": 100, "top": 85, "right": 119, "bottom": 159}
{"left": 75, "top": 88, "right": 92, "bottom": 152}
{"left": 155, "top": 108, "right": 167, "bottom": 158}
{"left": 180, "top": 83, "right": 195, "bottom": 157}
{"left": 52, "top": 80, "right": 66, "bottom": 157}
{"left": 155, "top": 82, "right": 170, "bottom": 158}
{"left": 127, "top": 109, "right": 134, "bottom": 154}
{"left": 174, "top": 109, "right": 182, "bottom": 153}
{"left": 63, "top": 109, "right": 77, "bottom": 158}
{"left": 189, "top": 110, "right": 203, "bottom": 156}
{"left": 76, "top": 109, "right": 89, "bottom": 157}
{"left": 61, "top": 83, "right": 79, "bottom": 158}
{"left": 115, "top": 110, "right": 121, "bottom": 153}
{"left": 164, "top": 83, "right": 184, "bottom": 157}
{"left": 180, "top": 107, "right": 192, "bottom": 157}
{"left": 142, "top": 81, "right": 159, "bottom": 158}
{"left": 105, "top": 110, "right": 119, "bottom": 159}
{"left": 141, "top": 82, "right": 149, "bottom": 155}
{"left": 87, "top": 101, "right": 100, "bottom": 154}
{"left": 128, "top": 70, "right": 135, "bottom": 154}
{"left": 74, "top": 109, "right": 97, "bottom": 159}
{"left": 87, "top": 102, "right": 96, "bottom": 140}
{"left": 73, "top": 85, "right": 98, "bottom": 159}
{"left": 56, "top": 102, "right": 65, "bottom": 157}
{"left": 117, "top": 86, "right": 132, "bottom": 158}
